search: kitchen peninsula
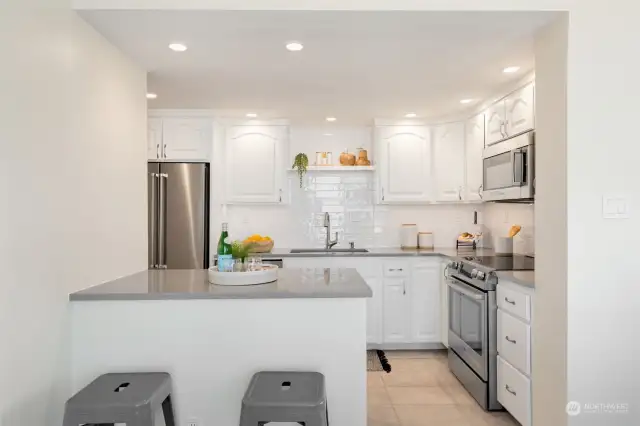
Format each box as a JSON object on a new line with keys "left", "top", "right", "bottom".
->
{"left": 69, "top": 268, "right": 372, "bottom": 426}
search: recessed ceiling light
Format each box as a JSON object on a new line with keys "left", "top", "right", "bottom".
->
{"left": 146, "top": 93, "right": 157, "bottom": 99}
{"left": 503, "top": 66, "right": 520, "bottom": 73}
{"left": 285, "top": 41, "right": 304, "bottom": 52}
{"left": 405, "top": 113, "right": 417, "bottom": 118}
{"left": 323, "top": 133, "right": 333, "bottom": 136}
{"left": 168, "top": 43, "right": 187, "bottom": 52}
{"left": 326, "top": 116, "right": 337, "bottom": 122}
{"left": 460, "top": 99, "right": 474, "bottom": 104}
{"left": 246, "top": 113, "right": 257, "bottom": 118}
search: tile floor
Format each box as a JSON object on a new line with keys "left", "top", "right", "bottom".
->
{"left": 368, "top": 350, "right": 520, "bottom": 426}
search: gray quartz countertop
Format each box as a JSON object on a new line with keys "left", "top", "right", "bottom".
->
{"left": 496, "top": 271, "right": 535, "bottom": 289}
{"left": 70, "top": 268, "right": 373, "bottom": 301}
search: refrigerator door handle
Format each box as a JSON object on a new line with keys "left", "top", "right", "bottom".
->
{"left": 149, "top": 172, "right": 159, "bottom": 268}
{"left": 158, "top": 172, "right": 168, "bottom": 269}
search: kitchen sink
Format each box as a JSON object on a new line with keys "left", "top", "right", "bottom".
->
{"left": 289, "top": 248, "right": 369, "bottom": 254}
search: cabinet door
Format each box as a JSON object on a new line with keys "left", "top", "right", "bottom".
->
{"left": 383, "top": 278, "right": 411, "bottom": 343}
{"left": 365, "top": 277, "right": 383, "bottom": 344}
{"left": 440, "top": 262, "right": 449, "bottom": 347}
{"left": 485, "top": 102, "right": 506, "bottom": 146}
{"left": 377, "top": 126, "right": 431, "bottom": 203}
{"left": 162, "top": 118, "right": 211, "bottom": 160}
{"left": 433, "top": 122, "right": 465, "bottom": 202}
{"left": 226, "top": 125, "right": 286, "bottom": 204}
{"left": 147, "top": 118, "right": 163, "bottom": 160}
{"left": 410, "top": 262, "right": 441, "bottom": 343}
{"left": 465, "top": 113, "right": 485, "bottom": 201}
{"left": 505, "top": 83, "right": 535, "bottom": 137}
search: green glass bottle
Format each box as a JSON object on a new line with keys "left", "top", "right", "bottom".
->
{"left": 217, "top": 222, "right": 233, "bottom": 272}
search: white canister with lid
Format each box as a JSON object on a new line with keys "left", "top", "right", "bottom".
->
{"left": 400, "top": 224, "right": 418, "bottom": 249}
{"left": 418, "top": 232, "right": 434, "bottom": 249}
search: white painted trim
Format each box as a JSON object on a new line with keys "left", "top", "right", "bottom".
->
{"left": 374, "top": 118, "right": 429, "bottom": 126}
{"left": 368, "top": 342, "right": 446, "bottom": 350}
{"left": 148, "top": 109, "right": 216, "bottom": 117}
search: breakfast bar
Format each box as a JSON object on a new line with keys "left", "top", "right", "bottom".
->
{"left": 69, "top": 268, "right": 372, "bottom": 426}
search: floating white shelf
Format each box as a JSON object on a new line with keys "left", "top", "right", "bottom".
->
{"left": 288, "top": 165, "right": 376, "bottom": 171}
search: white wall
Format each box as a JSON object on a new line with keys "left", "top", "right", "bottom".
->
{"left": 533, "top": 14, "right": 568, "bottom": 426}
{"left": 483, "top": 203, "right": 535, "bottom": 254}
{"left": 0, "top": 2, "right": 147, "bottom": 425}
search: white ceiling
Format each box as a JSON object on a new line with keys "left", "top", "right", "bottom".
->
{"left": 79, "top": 10, "right": 558, "bottom": 124}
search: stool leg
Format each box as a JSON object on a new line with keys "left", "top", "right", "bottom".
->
{"left": 161, "top": 395, "right": 176, "bottom": 426}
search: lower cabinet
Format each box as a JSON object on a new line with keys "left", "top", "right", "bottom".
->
{"left": 382, "top": 278, "right": 411, "bottom": 343}
{"left": 284, "top": 256, "right": 443, "bottom": 347}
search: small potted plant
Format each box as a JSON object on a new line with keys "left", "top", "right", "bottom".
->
{"left": 292, "top": 153, "right": 309, "bottom": 188}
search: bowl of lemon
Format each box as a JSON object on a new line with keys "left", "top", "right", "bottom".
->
{"left": 244, "top": 234, "right": 274, "bottom": 253}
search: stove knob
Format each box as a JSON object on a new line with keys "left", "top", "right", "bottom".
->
{"left": 476, "top": 271, "right": 485, "bottom": 280}
{"left": 449, "top": 261, "right": 458, "bottom": 270}
{"left": 471, "top": 269, "right": 478, "bottom": 278}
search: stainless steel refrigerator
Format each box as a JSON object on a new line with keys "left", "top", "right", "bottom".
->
{"left": 148, "top": 162, "right": 210, "bottom": 269}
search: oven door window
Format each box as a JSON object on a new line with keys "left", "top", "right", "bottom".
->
{"left": 459, "top": 293, "right": 484, "bottom": 357}
{"left": 484, "top": 151, "right": 514, "bottom": 191}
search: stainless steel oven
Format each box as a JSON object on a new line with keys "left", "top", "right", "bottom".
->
{"left": 483, "top": 131, "right": 535, "bottom": 202}
{"left": 446, "top": 260, "right": 501, "bottom": 411}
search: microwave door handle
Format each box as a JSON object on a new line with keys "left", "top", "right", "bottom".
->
{"left": 513, "top": 150, "right": 524, "bottom": 185}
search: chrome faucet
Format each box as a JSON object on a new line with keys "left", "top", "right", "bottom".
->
{"left": 323, "top": 212, "right": 339, "bottom": 249}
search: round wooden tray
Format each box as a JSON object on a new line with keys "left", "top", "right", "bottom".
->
{"left": 208, "top": 264, "right": 278, "bottom": 286}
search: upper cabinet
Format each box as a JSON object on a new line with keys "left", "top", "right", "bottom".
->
{"left": 225, "top": 124, "right": 288, "bottom": 204}
{"left": 465, "top": 113, "right": 485, "bottom": 201}
{"left": 505, "top": 83, "right": 535, "bottom": 137}
{"left": 376, "top": 125, "right": 431, "bottom": 203}
{"left": 485, "top": 82, "right": 535, "bottom": 146}
{"left": 147, "top": 118, "right": 163, "bottom": 160}
{"left": 433, "top": 122, "right": 465, "bottom": 202}
{"left": 147, "top": 116, "right": 211, "bottom": 161}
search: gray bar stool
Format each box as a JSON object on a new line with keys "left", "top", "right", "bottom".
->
{"left": 240, "top": 371, "right": 328, "bottom": 426}
{"left": 62, "top": 372, "right": 176, "bottom": 426}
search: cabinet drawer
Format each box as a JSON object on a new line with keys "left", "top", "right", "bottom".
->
{"left": 497, "top": 356, "right": 531, "bottom": 426}
{"left": 497, "top": 309, "right": 531, "bottom": 375}
{"left": 497, "top": 285, "right": 531, "bottom": 322}
{"left": 383, "top": 261, "right": 409, "bottom": 277}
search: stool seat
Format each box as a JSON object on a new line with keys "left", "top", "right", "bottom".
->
{"left": 244, "top": 371, "right": 325, "bottom": 407}
{"left": 63, "top": 372, "right": 175, "bottom": 426}
{"left": 240, "top": 371, "right": 328, "bottom": 426}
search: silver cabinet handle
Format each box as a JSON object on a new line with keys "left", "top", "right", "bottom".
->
{"left": 388, "top": 268, "right": 404, "bottom": 272}
{"left": 279, "top": 188, "right": 282, "bottom": 202}
{"left": 402, "top": 279, "right": 406, "bottom": 295}
{"left": 163, "top": 143, "right": 167, "bottom": 158}
{"left": 499, "top": 121, "right": 507, "bottom": 138}
{"left": 505, "top": 385, "right": 517, "bottom": 396}
{"left": 504, "top": 297, "right": 516, "bottom": 305}
{"left": 381, "top": 187, "right": 385, "bottom": 201}
{"left": 478, "top": 184, "right": 483, "bottom": 199}
{"left": 458, "top": 186, "right": 462, "bottom": 201}
{"left": 158, "top": 173, "right": 168, "bottom": 268}
{"left": 156, "top": 144, "right": 160, "bottom": 159}
{"left": 505, "top": 336, "right": 517, "bottom": 344}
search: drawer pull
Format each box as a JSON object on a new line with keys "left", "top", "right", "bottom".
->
{"left": 505, "top": 384, "right": 517, "bottom": 396}
{"left": 505, "top": 336, "right": 517, "bottom": 344}
{"left": 388, "top": 268, "right": 404, "bottom": 272}
{"left": 504, "top": 297, "right": 516, "bottom": 305}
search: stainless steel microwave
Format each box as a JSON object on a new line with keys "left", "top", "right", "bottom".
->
{"left": 482, "top": 131, "right": 535, "bottom": 202}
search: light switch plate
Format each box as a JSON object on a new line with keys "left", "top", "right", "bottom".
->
{"left": 603, "top": 195, "right": 629, "bottom": 219}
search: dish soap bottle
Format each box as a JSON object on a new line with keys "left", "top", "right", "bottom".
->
{"left": 217, "top": 222, "right": 233, "bottom": 272}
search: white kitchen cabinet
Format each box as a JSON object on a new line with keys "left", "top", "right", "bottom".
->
{"left": 147, "top": 118, "right": 163, "bottom": 160}
{"left": 465, "top": 113, "right": 485, "bottom": 201}
{"left": 433, "top": 122, "right": 465, "bottom": 202}
{"left": 382, "top": 278, "right": 411, "bottom": 343}
{"left": 161, "top": 118, "right": 211, "bottom": 160}
{"left": 505, "top": 83, "right": 535, "bottom": 137}
{"left": 440, "top": 262, "right": 449, "bottom": 347}
{"left": 376, "top": 125, "right": 431, "bottom": 203}
{"left": 485, "top": 102, "right": 507, "bottom": 146}
{"left": 365, "top": 277, "right": 383, "bottom": 344}
{"left": 225, "top": 124, "right": 287, "bottom": 204}
{"left": 409, "top": 261, "right": 441, "bottom": 343}
{"left": 485, "top": 82, "right": 535, "bottom": 146}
